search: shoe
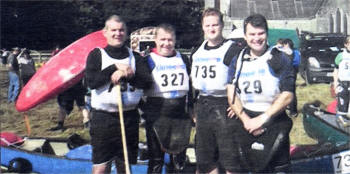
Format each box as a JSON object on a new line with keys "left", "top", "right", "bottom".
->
{"left": 48, "top": 125, "right": 64, "bottom": 131}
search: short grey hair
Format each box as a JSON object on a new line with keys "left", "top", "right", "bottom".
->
{"left": 104, "top": 15, "right": 126, "bottom": 31}
{"left": 155, "top": 23, "right": 176, "bottom": 38}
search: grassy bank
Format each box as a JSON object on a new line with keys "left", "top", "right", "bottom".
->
{"left": 0, "top": 65, "right": 333, "bottom": 145}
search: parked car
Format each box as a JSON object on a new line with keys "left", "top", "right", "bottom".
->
{"left": 299, "top": 32, "right": 346, "bottom": 85}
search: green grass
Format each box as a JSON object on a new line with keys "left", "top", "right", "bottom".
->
{"left": 0, "top": 65, "right": 333, "bottom": 145}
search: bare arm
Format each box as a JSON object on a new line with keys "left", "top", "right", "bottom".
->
{"left": 227, "top": 84, "right": 250, "bottom": 121}
{"left": 228, "top": 83, "right": 293, "bottom": 134}
{"left": 245, "top": 91, "right": 293, "bottom": 133}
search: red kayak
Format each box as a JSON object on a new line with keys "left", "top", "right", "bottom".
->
{"left": 16, "top": 30, "right": 107, "bottom": 112}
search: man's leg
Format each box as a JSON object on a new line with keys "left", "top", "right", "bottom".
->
{"left": 12, "top": 73, "right": 20, "bottom": 102}
{"left": 92, "top": 161, "right": 112, "bottom": 174}
{"left": 7, "top": 72, "right": 14, "bottom": 102}
{"left": 145, "top": 121, "right": 164, "bottom": 174}
{"left": 49, "top": 106, "right": 66, "bottom": 131}
{"left": 49, "top": 94, "right": 72, "bottom": 131}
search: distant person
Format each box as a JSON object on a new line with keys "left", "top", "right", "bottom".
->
{"left": 85, "top": 15, "right": 152, "bottom": 174}
{"left": 282, "top": 39, "right": 300, "bottom": 74}
{"left": 49, "top": 80, "right": 89, "bottom": 131}
{"left": 7, "top": 47, "right": 20, "bottom": 103}
{"left": 333, "top": 36, "right": 350, "bottom": 124}
{"left": 143, "top": 24, "right": 192, "bottom": 174}
{"left": 282, "top": 38, "right": 300, "bottom": 117}
{"left": 227, "top": 14, "right": 294, "bottom": 173}
{"left": 275, "top": 38, "right": 284, "bottom": 49}
{"left": 1, "top": 48, "right": 10, "bottom": 66}
{"left": 17, "top": 49, "right": 36, "bottom": 86}
{"left": 51, "top": 45, "right": 61, "bottom": 57}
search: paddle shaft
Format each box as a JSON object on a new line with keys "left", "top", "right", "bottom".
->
{"left": 115, "top": 84, "right": 131, "bottom": 174}
{"left": 23, "top": 113, "right": 31, "bottom": 136}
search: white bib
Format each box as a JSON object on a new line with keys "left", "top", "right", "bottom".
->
{"left": 234, "top": 49, "right": 280, "bottom": 112}
{"left": 191, "top": 40, "right": 233, "bottom": 96}
{"left": 145, "top": 52, "right": 189, "bottom": 98}
{"left": 338, "top": 51, "right": 350, "bottom": 81}
{"left": 91, "top": 48, "right": 143, "bottom": 112}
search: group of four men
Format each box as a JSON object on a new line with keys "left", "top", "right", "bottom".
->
{"left": 85, "top": 8, "right": 295, "bottom": 174}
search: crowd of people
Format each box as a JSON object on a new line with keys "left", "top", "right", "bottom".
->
{"left": 4, "top": 7, "right": 349, "bottom": 174}
{"left": 4, "top": 47, "right": 36, "bottom": 103}
{"left": 3, "top": 45, "right": 91, "bottom": 131}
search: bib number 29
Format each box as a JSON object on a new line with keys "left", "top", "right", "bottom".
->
{"left": 242, "top": 80, "right": 262, "bottom": 94}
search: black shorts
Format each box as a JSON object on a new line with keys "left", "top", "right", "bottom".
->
{"left": 57, "top": 92, "right": 85, "bottom": 115}
{"left": 236, "top": 109, "right": 293, "bottom": 173}
{"left": 195, "top": 96, "right": 241, "bottom": 173}
{"left": 89, "top": 109, "right": 139, "bottom": 165}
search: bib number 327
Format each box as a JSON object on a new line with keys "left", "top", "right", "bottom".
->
{"left": 332, "top": 150, "right": 350, "bottom": 174}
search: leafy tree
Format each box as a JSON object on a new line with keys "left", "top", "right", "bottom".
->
{"left": 1, "top": 0, "right": 204, "bottom": 49}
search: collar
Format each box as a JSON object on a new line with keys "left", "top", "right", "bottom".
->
{"left": 151, "top": 48, "right": 176, "bottom": 57}
{"left": 204, "top": 39, "right": 227, "bottom": 50}
{"left": 242, "top": 45, "right": 270, "bottom": 61}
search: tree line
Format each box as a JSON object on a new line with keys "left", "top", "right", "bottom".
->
{"left": 1, "top": 0, "right": 204, "bottom": 50}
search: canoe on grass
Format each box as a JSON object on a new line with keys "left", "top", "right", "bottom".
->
{"left": 302, "top": 102, "right": 350, "bottom": 145}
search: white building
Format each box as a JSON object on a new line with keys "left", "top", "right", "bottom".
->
{"left": 204, "top": 0, "right": 350, "bottom": 37}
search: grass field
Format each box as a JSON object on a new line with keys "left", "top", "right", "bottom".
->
{"left": 0, "top": 66, "right": 334, "bottom": 145}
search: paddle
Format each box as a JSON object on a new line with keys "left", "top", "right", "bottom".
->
{"left": 115, "top": 84, "right": 131, "bottom": 174}
{"left": 23, "top": 113, "right": 31, "bottom": 136}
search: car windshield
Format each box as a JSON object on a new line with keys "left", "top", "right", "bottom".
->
{"left": 303, "top": 38, "right": 343, "bottom": 52}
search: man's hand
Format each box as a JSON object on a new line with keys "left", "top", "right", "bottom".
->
{"left": 227, "top": 107, "right": 236, "bottom": 118}
{"left": 115, "top": 63, "right": 134, "bottom": 78}
{"left": 111, "top": 70, "right": 125, "bottom": 84}
{"left": 242, "top": 113, "right": 269, "bottom": 134}
{"left": 251, "top": 127, "right": 266, "bottom": 136}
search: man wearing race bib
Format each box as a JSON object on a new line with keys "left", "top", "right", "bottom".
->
{"left": 191, "top": 8, "right": 242, "bottom": 174}
{"left": 85, "top": 15, "right": 152, "bottom": 174}
{"left": 333, "top": 36, "right": 350, "bottom": 124}
{"left": 142, "top": 24, "right": 192, "bottom": 174}
{"left": 227, "top": 14, "right": 295, "bottom": 173}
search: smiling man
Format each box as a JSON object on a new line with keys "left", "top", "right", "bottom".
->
{"left": 142, "top": 23, "right": 192, "bottom": 174}
{"left": 190, "top": 8, "right": 242, "bottom": 174}
{"left": 85, "top": 15, "right": 152, "bottom": 174}
{"left": 227, "top": 14, "right": 295, "bottom": 173}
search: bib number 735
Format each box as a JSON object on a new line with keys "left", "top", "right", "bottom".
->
{"left": 194, "top": 65, "right": 216, "bottom": 78}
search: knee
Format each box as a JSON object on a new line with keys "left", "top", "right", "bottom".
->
{"left": 197, "top": 163, "right": 217, "bottom": 173}
{"left": 92, "top": 162, "right": 111, "bottom": 174}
